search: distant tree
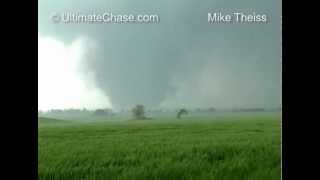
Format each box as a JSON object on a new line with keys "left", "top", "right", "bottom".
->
{"left": 93, "top": 109, "right": 111, "bottom": 116}
{"left": 209, "top": 107, "right": 215, "bottom": 112}
{"left": 177, "top": 108, "right": 188, "bottom": 119}
{"left": 132, "top": 104, "right": 145, "bottom": 119}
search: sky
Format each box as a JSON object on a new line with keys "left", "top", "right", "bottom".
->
{"left": 38, "top": 0, "right": 281, "bottom": 111}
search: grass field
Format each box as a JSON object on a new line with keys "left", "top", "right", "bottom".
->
{"left": 38, "top": 114, "right": 281, "bottom": 180}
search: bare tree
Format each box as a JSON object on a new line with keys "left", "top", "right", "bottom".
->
{"left": 132, "top": 104, "right": 145, "bottom": 119}
{"left": 177, "top": 108, "right": 188, "bottom": 119}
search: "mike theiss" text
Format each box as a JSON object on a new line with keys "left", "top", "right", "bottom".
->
{"left": 208, "top": 12, "right": 268, "bottom": 23}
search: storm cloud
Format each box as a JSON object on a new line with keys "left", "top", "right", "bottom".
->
{"left": 38, "top": 0, "right": 281, "bottom": 110}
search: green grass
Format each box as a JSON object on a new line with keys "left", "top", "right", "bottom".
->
{"left": 38, "top": 115, "right": 281, "bottom": 180}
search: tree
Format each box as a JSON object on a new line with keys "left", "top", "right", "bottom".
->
{"left": 208, "top": 107, "right": 215, "bottom": 112}
{"left": 132, "top": 104, "right": 145, "bottom": 119}
{"left": 93, "top": 109, "right": 112, "bottom": 116}
{"left": 177, "top": 108, "right": 188, "bottom": 119}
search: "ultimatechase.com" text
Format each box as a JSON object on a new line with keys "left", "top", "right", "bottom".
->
{"left": 51, "top": 12, "right": 160, "bottom": 24}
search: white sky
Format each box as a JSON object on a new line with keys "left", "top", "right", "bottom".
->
{"left": 38, "top": 34, "right": 113, "bottom": 111}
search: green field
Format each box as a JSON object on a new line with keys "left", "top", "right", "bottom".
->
{"left": 38, "top": 114, "right": 281, "bottom": 180}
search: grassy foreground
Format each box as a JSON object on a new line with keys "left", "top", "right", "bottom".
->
{"left": 38, "top": 115, "right": 281, "bottom": 180}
